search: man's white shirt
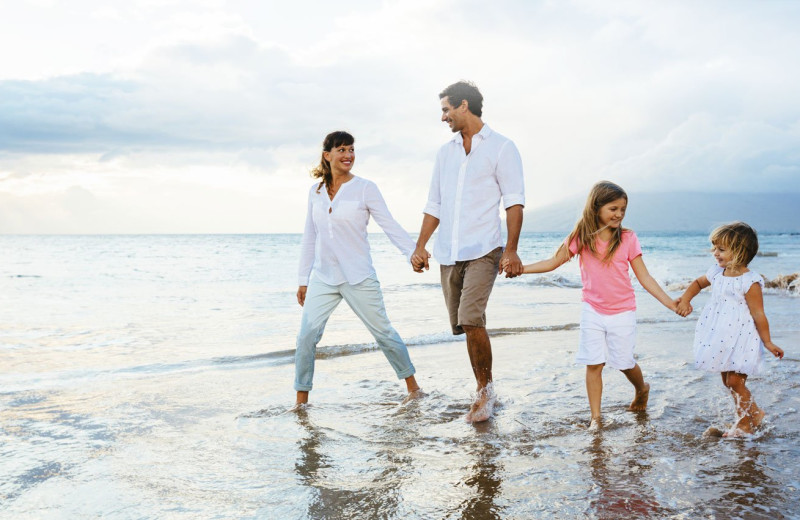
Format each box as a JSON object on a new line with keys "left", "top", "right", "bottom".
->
{"left": 423, "top": 124, "right": 525, "bottom": 266}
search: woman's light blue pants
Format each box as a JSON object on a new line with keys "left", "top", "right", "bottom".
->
{"left": 294, "top": 275, "right": 416, "bottom": 392}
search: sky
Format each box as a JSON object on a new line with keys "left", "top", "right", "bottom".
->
{"left": 1, "top": 0, "right": 799, "bottom": 234}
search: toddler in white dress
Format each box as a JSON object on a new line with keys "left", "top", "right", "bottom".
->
{"left": 677, "top": 222, "right": 784, "bottom": 437}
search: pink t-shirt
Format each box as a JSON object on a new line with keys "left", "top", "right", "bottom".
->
{"left": 568, "top": 230, "right": 642, "bottom": 315}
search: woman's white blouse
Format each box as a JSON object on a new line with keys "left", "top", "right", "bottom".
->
{"left": 298, "top": 176, "right": 415, "bottom": 286}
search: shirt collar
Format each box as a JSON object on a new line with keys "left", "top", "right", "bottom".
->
{"left": 451, "top": 123, "right": 493, "bottom": 144}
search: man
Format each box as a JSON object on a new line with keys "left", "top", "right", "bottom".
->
{"left": 412, "top": 80, "right": 525, "bottom": 423}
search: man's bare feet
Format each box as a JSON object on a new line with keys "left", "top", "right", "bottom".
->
{"left": 628, "top": 383, "right": 650, "bottom": 412}
{"left": 465, "top": 384, "right": 496, "bottom": 423}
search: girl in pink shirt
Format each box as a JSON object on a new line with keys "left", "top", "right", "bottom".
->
{"left": 509, "top": 181, "right": 679, "bottom": 427}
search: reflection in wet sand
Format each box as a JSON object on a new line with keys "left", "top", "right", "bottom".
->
{"left": 700, "top": 444, "right": 783, "bottom": 519}
{"left": 585, "top": 415, "right": 667, "bottom": 519}
{"left": 457, "top": 422, "right": 505, "bottom": 520}
{"left": 294, "top": 407, "right": 406, "bottom": 519}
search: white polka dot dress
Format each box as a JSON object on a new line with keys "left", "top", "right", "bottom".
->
{"left": 693, "top": 265, "right": 765, "bottom": 375}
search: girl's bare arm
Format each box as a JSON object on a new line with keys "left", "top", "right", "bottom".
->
{"left": 519, "top": 243, "right": 572, "bottom": 274}
{"left": 744, "top": 282, "right": 785, "bottom": 359}
{"left": 676, "top": 275, "right": 710, "bottom": 316}
{"left": 630, "top": 255, "right": 677, "bottom": 312}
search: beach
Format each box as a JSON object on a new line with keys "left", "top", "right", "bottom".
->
{"left": 1, "top": 233, "right": 798, "bottom": 519}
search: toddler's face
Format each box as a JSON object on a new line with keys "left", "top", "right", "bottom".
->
{"left": 711, "top": 243, "right": 734, "bottom": 269}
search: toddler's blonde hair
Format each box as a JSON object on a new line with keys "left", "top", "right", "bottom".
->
{"left": 709, "top": 221, "right": 759, "bottom": 270}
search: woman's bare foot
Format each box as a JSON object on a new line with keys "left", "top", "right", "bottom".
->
{"left": 291, "top": 402, "right": 310, "bottom": 412}
{"left": 292, "top": 390, "right": 309, "bottom": 411}
{"left": 628, "top": 383, "right": 650, "bottom": 412}
{"left": 465, "top": 385, "right": 496, "bottom": 423}
{"left": 589, "top": 416, "right": 603, "bottom": 430}
{"left": 401, "top": 389, "right": 426, "bottom": 404}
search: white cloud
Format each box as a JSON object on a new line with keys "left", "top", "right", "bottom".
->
{"left": 1, "top": 0, "right": 799, "bottom": 233}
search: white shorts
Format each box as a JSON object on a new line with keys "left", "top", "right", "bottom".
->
{"left": 576, "top": 302, "right": 637, "bottom": 370}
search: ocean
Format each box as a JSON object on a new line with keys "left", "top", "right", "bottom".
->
{"left": 1, "top": 232, "right": 798, "bottom": 519}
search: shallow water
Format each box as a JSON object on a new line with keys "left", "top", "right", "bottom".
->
{"left": 1, "top": 233, "right": 798, "bottom": 518}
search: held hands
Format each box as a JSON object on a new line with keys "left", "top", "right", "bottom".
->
{"left": 675, "top": 297, "right": 693, "bottom": 317}
{"left": 500, "top": 251, "right": 523, "bottom": 278}
{"left": 411, "top": 246, "right": 431, "bottom": 273}
{"left": 297, "top": 286, "right": 307, "bottom": 307}
{"left": 765, "top": 341, "right": 785, "bottom": 359}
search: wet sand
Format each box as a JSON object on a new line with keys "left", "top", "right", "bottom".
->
{"left": 7, "top": 316, "right": 796, "bottom": 518}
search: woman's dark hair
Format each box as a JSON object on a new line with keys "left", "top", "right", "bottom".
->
{"left": 311, "top": 131, "right": 354, "bottom": 194}
{"left": 439, "top": 80, "right": 483, "bottom": 117}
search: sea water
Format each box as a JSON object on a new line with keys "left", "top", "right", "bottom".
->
{"left": 1, "top": 232, "right": 798, "bottom": 518}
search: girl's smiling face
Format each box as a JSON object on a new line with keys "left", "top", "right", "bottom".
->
{"left": 712, "top": 244, "right": 734, "bottom": 268}
{"left": 597, "top": 197, "right": 627, "bottom": 229}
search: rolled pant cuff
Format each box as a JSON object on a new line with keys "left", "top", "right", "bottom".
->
{"left": 395, "top": 366, "right": 415, "bottom": 380}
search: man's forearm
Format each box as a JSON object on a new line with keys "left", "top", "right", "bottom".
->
{"left": 417, "top": 213, "right": 440, "bottom": 248}
{"left": 504, "top": 204, "right": 524, "bottom": 251}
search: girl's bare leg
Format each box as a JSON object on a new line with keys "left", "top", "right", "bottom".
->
{"left": 586, "top": 364, "right": 605, "bottom": 425}
{"left": 621, "top": 363, "right": 650, "bottom": 411}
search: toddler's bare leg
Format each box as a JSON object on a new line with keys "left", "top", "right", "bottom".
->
{"left": 722, "top": 372, "right": 763, "bottom": 437}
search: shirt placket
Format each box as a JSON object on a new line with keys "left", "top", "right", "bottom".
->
{"left": 325, "top": 197, "right": 340, "bottom": 274}
{"left": 327, "top": 198, "right": 335, "bottom": 239}
{"left": 450, "top": 136, "right": 483, "bottom": 263}
{"left": 451, "top": 156, "right": 468, "bottom": 263}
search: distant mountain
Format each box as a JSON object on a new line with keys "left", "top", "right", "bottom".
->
{"left": 522, "top": 192, "right": 800, "bottom": 233}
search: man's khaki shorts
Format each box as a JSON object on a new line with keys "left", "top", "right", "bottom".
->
{"left": 440, "top": 247, "right": 502, "bottom": 335}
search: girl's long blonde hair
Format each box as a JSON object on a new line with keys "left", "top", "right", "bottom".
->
{"left": 567, "top": 181, "right": 629, "bottom": 262}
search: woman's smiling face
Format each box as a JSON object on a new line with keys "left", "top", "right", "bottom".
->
{"left": 324, "top": 144, "right": 355, "bottom": 174}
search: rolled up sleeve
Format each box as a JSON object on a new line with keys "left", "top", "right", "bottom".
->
{"left": 497, "top": 141, "right": 525, "bottom": 209}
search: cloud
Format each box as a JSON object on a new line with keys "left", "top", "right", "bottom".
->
{"left": 1, "top": 0, "right": 799, "bottom": 233}
{"left": 604, "top": 115, "right": 800, "bottom": 192}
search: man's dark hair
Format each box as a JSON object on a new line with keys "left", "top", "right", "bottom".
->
{"left": 439, "top": 81, "right": 483, "bottom": 117}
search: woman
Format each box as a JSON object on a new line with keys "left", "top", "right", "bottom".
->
{"left": 294, "top": 130, "right": 421, "bottom": 407}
